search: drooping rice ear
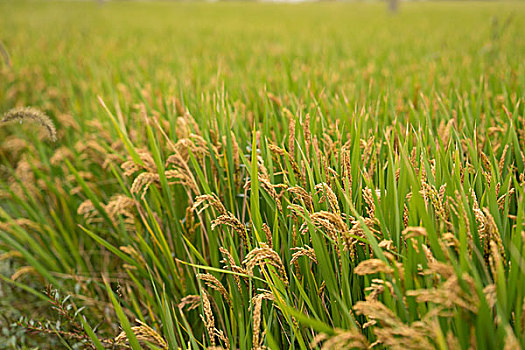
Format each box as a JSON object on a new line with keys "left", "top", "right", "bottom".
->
{"left": 2, "top": 107, "right": 57, "bottom": 142}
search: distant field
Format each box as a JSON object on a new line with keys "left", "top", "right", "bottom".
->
{"left": 0, "top": 1, "right": 524, "bottom": 349}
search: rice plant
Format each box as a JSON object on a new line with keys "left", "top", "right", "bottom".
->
{"left": 0, "top": 1, "right": 524, "bottom": 349}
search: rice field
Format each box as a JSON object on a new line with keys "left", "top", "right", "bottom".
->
{"left": 0, "top": 1, "right": 524, "bottom": 349}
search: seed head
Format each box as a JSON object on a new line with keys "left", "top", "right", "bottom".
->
{"left": 354, "top": 259, "right": 393, "bottom": 275}
{"left": 2, "top": 107, "right": 56, "bottom": 141}
{"left": 197, "top": 273, "right": 232, "bottom": 308}
{"left": 178, "top": 295, "right": 201, "bottom": 311}
{"left": 243, "top": 243, "right": 288, "bottom": 286}
{"left": 290, "top": 245, "right": 317, "bottom": 265}
{"left": 115, "top": 319, "right": 168, "bottom": 349}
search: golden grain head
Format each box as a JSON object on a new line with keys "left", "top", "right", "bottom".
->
{"left": 378, "top": 240, "right": 394, "bottom": 251}
{"left": 201, "top": 291, "right": 216, "bottom": 347}
{"left": 197, "top": 273, "right": 232, "bottom": 308}
{"left": 245, "top": 174, "right": 284, "bottom": 211}
{"left": 287, "top": 186, "right": 313, "bottom": 210}
{"left": 402, "top": 226, "right": 427, "bottom": 239}
{"left": 219, "top": 247, "right": 244, "bottom": 291}
{"left": 407, "top": 273, "right": 479, "bottom": 313}
{"left": 130, "top": 172, "right": 159, "bottom": 199}
{"left": 77, "top": 199, "right": 97, "bottom": 222}
{"left": 164, "top": 152, "right": 185, "bottom": 171}
{"left": 243, "top": 243, "right": 289, "bottom": 285}
{"left": 178, "top": 295, "right": 202, "bottom": 311}
{"left": 483, "top": 284, "right": 497, "bottom": 308}
{"left": 362, "top": 187, "right": 376, "bottom": 218}
{"left": 312, "top": 328, "right": 369, "bottom": 350}
{"left": 504, "top": 325, "right": 520, "bottom": 350}
{"left": 0, "top": 250, "right": 23, "bottom": 261}
{"left": 193, "top": 193, "right": 227, "bottom": 216}
{"left": 262, "top": 223, "right": 273, "bottom": 249}
{"left": 11, "top": 266, "right": 37, "bottom": 281}
{"left": 251, "top": 292, "right": 265, "bottom": 348}
{"left": 287, "top": 110, "right": 296, "bottom": 156}
{"left": 2, "top": 107, "right": 57, "bottom": 142}
{"left": 290, "top": 245, "right": 317, "bottom": 265}
{"left": 354, "top": 259, "right": 394, "bottom": 275}
{"left": 315, "top": 182, "right": 340, "bottom": 214}
{"left": 114, "top": 319, "right": 168, "bottom": 349}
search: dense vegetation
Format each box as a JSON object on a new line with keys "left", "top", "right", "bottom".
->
{"left": 1, "top": 1, "right": 524, "bottom": 349}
